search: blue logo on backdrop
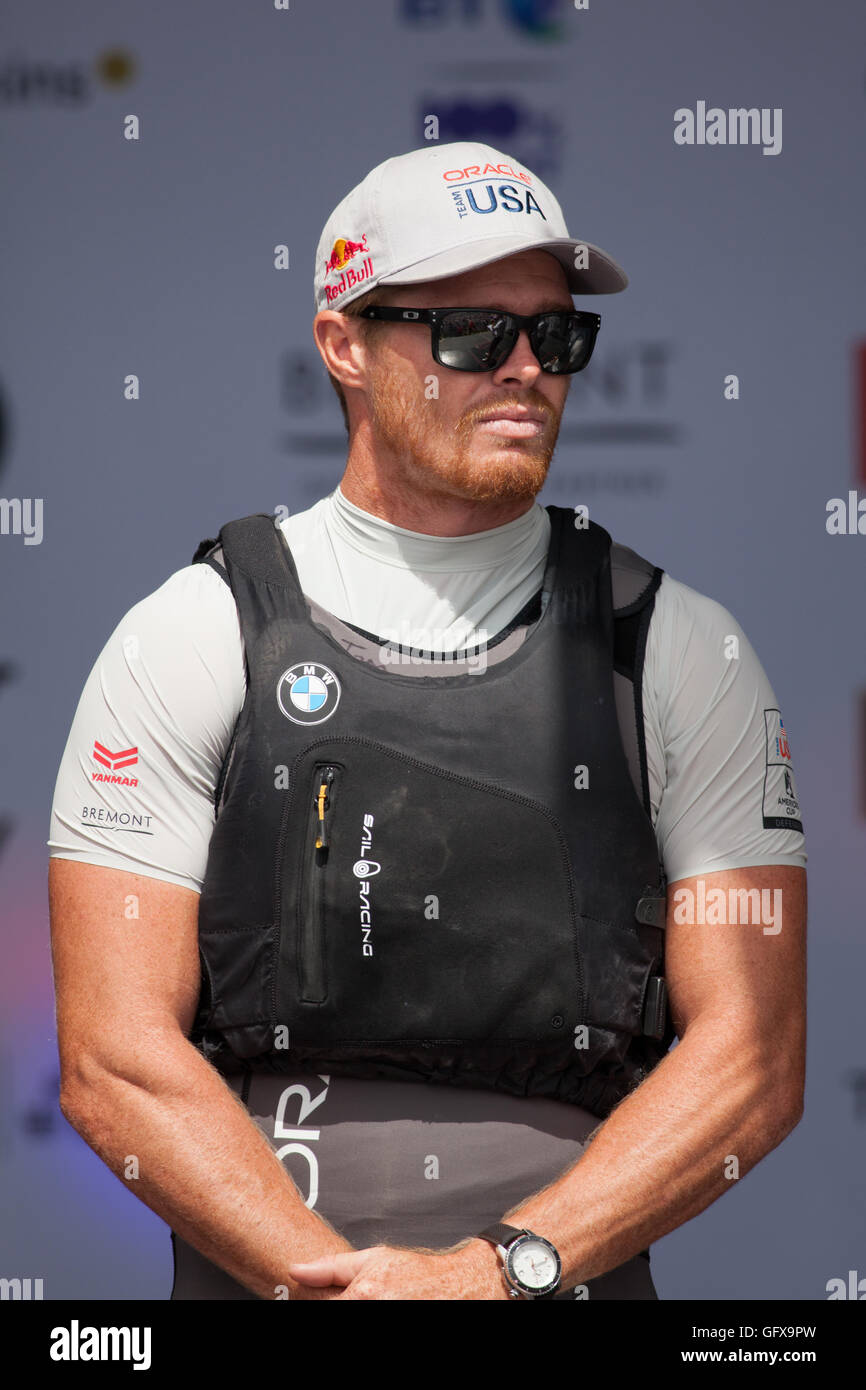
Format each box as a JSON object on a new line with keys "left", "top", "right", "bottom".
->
{"left": 401, "top": 0, "right": 562, "bottom": 39}
{"left": 504, "top": 0, "right": 560, "bottom": 35}
{"left": 417, "top": 97, "right": 563, "bottom": 181}
{"left": 277, "top": 662, "right": 342, "bottom": 725}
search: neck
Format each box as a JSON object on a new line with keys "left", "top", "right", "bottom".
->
{"left": 338, "top": 464, "right": 538, "bottom": 537}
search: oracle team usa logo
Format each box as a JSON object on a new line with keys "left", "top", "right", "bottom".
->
{"left": 276, "top": 662, "right": 341, "bottom": 725}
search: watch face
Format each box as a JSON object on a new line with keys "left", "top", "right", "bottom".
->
{"left": 507, "top": 1237, "right": 561, "bottom": 1294}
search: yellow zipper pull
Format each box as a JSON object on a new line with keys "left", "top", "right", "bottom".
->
{"left": 314, "top": 767, "right": 336, "bottom": 849}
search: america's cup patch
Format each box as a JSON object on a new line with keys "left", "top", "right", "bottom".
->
{"left": 762, "top": 708, "right": 803, "bottom": 831}
{"left": 277, "top": 662, "right": 341, "bottom": 725}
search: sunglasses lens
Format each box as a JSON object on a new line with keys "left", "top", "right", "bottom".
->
{"left": 535, "top": 314, "right": 594, "bottom": 373}
{"left": 435, "top": 311, "right": 596, "bottom": 373}
{"left": 436, "top": 311, "right": 508, "bottom": 371}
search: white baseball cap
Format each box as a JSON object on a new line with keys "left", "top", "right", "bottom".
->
{"left": 313, "top": 141, "right": 628, "bottom": 314}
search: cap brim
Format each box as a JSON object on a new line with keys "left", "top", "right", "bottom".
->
{"left": 376, "top": 236, "right": 628, "bottom": 295}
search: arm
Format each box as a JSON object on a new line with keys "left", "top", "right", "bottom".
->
{"left": 462, "top": 861, "right": 807, "bottom": 1292}
{"left": 291, "top": 862, "right": 806, "bottom": 1298}
{"left": 50, "top": 857, "right": 355, "bottom": 1300}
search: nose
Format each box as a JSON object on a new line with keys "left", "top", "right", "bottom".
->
{"left": 490, "top": 326, "right": 542, "bottom": 386}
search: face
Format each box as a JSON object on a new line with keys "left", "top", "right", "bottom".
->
{"left": 353, "top": 249, "right": 574, "bottom": 506}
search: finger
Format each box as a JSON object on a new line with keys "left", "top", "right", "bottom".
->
{"left": 287, "top": 1250, "right": 369, "bottom": 1287}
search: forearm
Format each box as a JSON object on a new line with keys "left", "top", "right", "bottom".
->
{"left": 472, "top": 1021, "right": 802, "bottom": 1292}
{"left": 61, "top": 1034, "right": 354, "bottom": 1300}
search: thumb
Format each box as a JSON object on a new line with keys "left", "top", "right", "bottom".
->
{"left": 287, "top": 1248, "right": 374, "bottom": 1287}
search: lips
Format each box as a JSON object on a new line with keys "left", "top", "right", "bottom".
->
{"left": 477, "top": 408, "right": 547, "bottom": 425}
{"left": 475, "top": 407, "right": 548, "bottom": 439}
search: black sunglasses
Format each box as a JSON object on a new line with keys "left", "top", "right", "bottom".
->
{"left": 357, "top": 305, "right": 601, "bottom": 374}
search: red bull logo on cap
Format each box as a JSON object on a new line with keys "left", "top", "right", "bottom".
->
{"left": 324, "top": 233, "right": 370, "bottom": 273}
{"left": 324, "top": 232, "right": 375, "bottom": 304}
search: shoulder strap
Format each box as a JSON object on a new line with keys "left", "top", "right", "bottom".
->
{"left": 192, "top": 512, "right": 304, "bottom": 604}
{"left": 191, "top": 534, "right": 228, "bottom": 583}
{"left": 546, "top": 509, "right": 668, "bottom": 1023}
{"left": 544, "top": 509, "right": 663, "bottom": 824}
{"left": 608, "top": 537, "right": 670, "bottom": 1032}
{"left": 611, "top": 543, "right": 664, "bottom": 821}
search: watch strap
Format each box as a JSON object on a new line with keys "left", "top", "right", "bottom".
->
{"left": 477, "top": 1222, "right": 562, "bottom": 1300}
{"left": 476, "top": 1222, "right": 526, "bottom": 1250}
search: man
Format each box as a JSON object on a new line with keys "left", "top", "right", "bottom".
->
{"left": 48, "top": 142, "right": 806, "bottom": 1301}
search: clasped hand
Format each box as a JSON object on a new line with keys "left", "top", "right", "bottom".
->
{"left": 287, "top": 1241, "right": 509, "bottom": 1300}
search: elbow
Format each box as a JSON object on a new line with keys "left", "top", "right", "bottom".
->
{"left": 57, "top": 1022, "right": 190, "bottom": 1127}
{"left": 58, "top": 1084, "right": 89, "bottom": 1132}
{"left": 782, "top": 1087, "right": 805, "bottom": 1133}
{"left": 57, "top": 1041, "right": 126, "bottom": 1131}
{"left": 759, "top": 1067, "right": 805, "bottom": 1147}
{"left": 58, "top": 1056, "right": 105, "bottom": 1133}
{"left": 768, "top": 1096, "right": 803, "bottom": 1144}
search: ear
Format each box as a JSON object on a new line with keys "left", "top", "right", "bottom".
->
{"left": 312, "top": 309, "right": 369, "bottom": 393}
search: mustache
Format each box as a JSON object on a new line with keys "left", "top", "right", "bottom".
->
{"left": 460, "top": 401, "right": 555, "bottom": 431}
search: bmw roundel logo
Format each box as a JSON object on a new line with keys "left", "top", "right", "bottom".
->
{"left": 277, "top": 662, "right": 341, "bottom": 725}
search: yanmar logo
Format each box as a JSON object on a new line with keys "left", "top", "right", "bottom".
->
{"left": 92, "top": 740, "right": 139, "bottom": 787}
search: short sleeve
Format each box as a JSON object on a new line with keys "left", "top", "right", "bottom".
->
{"left": 47, "top": 562, "right": 246, "bottom": 893}
{"left": 642, "top": 572, "right": 807, "bottom": 885}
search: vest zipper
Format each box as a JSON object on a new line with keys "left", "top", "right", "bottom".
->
{"left": 299, "top": 764, "right": 340, "bottom": 1002}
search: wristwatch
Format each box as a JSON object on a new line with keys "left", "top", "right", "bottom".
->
{"left": 476, "top": 1222, "right": 562, "bottom": 1300}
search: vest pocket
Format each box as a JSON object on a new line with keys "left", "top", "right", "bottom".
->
{"left": 298, "top": 762, "right": 341, "bottom": 1003}
{"left": 278, "top": 741, "right": 583, "bottom": 1046}
{"left": 577, "top": 914, "right": 654, "bottom": 1035}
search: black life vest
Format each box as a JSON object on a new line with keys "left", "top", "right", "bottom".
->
{"left": 188, "top": 504, "right": 676, "bottom": 1119}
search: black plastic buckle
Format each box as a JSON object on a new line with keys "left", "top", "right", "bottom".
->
{"left": 642, "top": 975, "right": 668, "bottom": 1039}
{"left": 635, "top": 894, "right": 666, "bottom": 927}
